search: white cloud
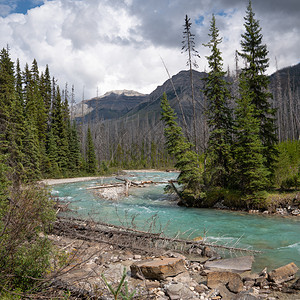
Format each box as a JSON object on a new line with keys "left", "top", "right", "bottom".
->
{"left": 0, "top": 0, "right": 299, "bottom": 102}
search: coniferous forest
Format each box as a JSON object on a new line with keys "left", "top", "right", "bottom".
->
{"left": 0, "top": 0, "right": 299, "bottom": 296}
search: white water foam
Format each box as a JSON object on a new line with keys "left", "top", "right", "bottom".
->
{"left": 277, "top": 242, "right": 300, "bottom": 252}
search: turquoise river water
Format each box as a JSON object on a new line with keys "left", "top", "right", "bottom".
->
{"left": 52, "top": 171, "right": 300, "bottom": 273}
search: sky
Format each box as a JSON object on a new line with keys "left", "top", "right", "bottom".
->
{"left": 0, "top": 0, "right": 299, "bottom": 102}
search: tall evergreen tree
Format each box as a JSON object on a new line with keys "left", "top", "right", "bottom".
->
{"left": 233, "top": 74, "right": 269, "bottom": 199}
{"left": 51, "top": 86, "right": 69, "bottom": 171}
{"left": 31, "top": 59, "right": 47, "bottom": 143}
{"left": 0, "top": 47, "right": 15, "bottom": 151}
{"left": 239, "top": 0, "right": 278, "bottom": 180}
{"left": 203, "top": 15, "right": 233, "bottom": 188}
{"left": 0, "top": 48, "right": 25, "bottom": 181}
{"left": 22, "top": 119, "right": 41, "bottom": 180}
{"left": 40, "top": 65, "right": 52, "bottom": 123}
{"left": 182, "top": 15, "right": 200, "bottom": 149}
{"left": 86, "top": 127, "right": 97, "bottom": 173}
{"left": 161, "top": 93, "right": 202, "bottom": 204}
{"left": 68, "top": 121, "right": 82, "bottom": 172}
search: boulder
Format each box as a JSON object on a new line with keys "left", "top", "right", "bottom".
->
{"left": 130, "top": 257, "right": 186, "bottom": 280}
{"left": 291, "top": 278, "right": 300, "bottom": 290}
{"left": 255, "top": 276, "right": 268, "bottom": 288}
{"left": 218, "top": 285, "right": 235, "bottom": 300}
{"left": 268, "top": 262, "right": 299, "bottom": 284}
{"left": 165, "top": 282, "right": 196, "bottom": 300}
{"left": 205, "top": 256, "right": 254, "bottom": 273}
{"left": 207, "top": 271, "right": 243, "bottom": 293}
{"left": 233, "top": 287, "right": 260, "bottom": 299}
{"left": 227, "top": 274, "right": 244, "bottom": 293}
{"left": 203, "top": 246, "right": 218, "bottom": 258}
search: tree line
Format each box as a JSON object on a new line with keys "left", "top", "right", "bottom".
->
{"left": 161, "top": 1, "right": 299, "bottom": 208}
{"left": 0, "top": 48, "right": 102, "bottom": 181}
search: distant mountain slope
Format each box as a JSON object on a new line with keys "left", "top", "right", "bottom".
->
{"left": 73, "top": 90, "right": 148, "bottom": 122}
{"left": 75, "top": 63, "right": 300, "bottom": 128}
{"left": 270, "top": 62, "right": 300, "bottom": 92}
{"left": 125, "top": 70, "right": 207, "bottom": 122}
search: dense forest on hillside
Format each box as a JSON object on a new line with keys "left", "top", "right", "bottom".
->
{"left": 75, "top": 65, "right": 299, "bottom": 175}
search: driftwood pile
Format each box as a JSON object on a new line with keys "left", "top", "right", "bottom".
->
{"left": 53, "top": 217, "right": 260, "bottom": 257}
{"left": 86, "top": 177, "right": 177, "bottom": 197}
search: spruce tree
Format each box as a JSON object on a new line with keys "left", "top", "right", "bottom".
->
{"left": 51, "top": 86, "right": 69, "bottom": 172}
{"left": 239, "top": 0, "right": 278, "bottom": 180}
{"left": 233, "top": 74, "right": 269, "bottom": 200}
{"left": 0, "top": 47, "right": 15, "bottom": 152}
{"left": 161, "top": 93, "right": 202, "bottom": 204}
{"left": 182, "top": 15, "right": 200, "bottom": 149}
{"left": 31, "top": 59, "right": 47, "bottom": 143}
{"left": 203, "top": 15, "right": 233, "bottom": 188}
{"left": 22, "top": 119, "right": 41, "bottom": 180}
{"left": 0, "top": 48, "right": 25, "bottom": 181}
{"left": 68, "top": 121, "right": 82, "bottom": 172}
{"left": 86, "top": 127, "right": 97, "bottom": 174}
{"left": 40, "top": 65, "right": 52, "bottom": 123}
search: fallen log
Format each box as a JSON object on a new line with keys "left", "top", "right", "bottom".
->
{"left": 53, "top": 217, "right": 261, "bottom": 255}
{"left": 86, "top": 183, "right": 124, "bottom": 190}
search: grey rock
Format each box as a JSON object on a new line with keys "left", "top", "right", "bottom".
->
{"left": 165, "top": 282, "right": 196, "bottom": 300}
{"left": 291, "top": 278, "right": 300, "bottom": 290}
{"left": 203, "top": 246, "right": 218, "bottom": 258}
{"left": 233, "top": 292, "right": 259, "bottom": 299}
{"left": 205, "top": 256, "right": 254, "bottom": 273}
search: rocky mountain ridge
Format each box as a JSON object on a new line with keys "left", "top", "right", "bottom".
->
{"left": 74, "top": 63, "right": 300, "bottom": 125}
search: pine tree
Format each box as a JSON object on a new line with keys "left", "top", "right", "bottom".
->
{"left": 0, "top": 47, "right": 15, "bottom": 152}
{"left": 0, "top": 48, "right": 25, "bottom": 181}
{"left": 45, "top": 127, "right": 60, "bottom": 176}
{"left": 239, "top": 0, "right": 278, "bottom": 179}
{"left": 233, "top": 74, "right": 269, "bottom": 199}
{"left": 31, "top": 59, "right": 47, "bottom": 143}
{"left": 51, "top": 86, "right": 69, "bottom": 172}
{"left": 68, "top": 121, "right": 82, "bottom": 172}
{"left": 161, "top": 93, "right": 203, "bottom": 204}
{"left": 40, "top": 65, "right": 52, "bottom": 122}
{"left": 23, "top": 63, "right": 35, "bottom": 122}
{"left": 86, "top": 127, "right": 97, "bottom": 173}
{"left": 22, "top": 119, "right": 41, "bottom": 180}
{"left": 182, "top": 15, "right": 200, "bottom": 150}
{"left": 203, "top": 15, "right": 233, "bottom": 188}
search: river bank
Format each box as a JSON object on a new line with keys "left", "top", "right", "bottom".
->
{"left": 46, "top": 217, "right": 300, "bottom": 299}
{"left": 49, "top": 171, "right": 300, "bottom": 273}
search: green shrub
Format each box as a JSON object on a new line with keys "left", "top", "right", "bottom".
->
{"left": 0, "top": 182, "right": 55, "bottom": 294}
{"left": 275, "top": 140, "right": 300, "bottom": 188}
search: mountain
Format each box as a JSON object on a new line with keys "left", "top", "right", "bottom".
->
{"left": 125, "top": 70, "right": 207, "bottom": 122}
{"left": 75, "top": 70, "right": 207, "bottom": 125}
{"left": 73, "top": 89, "right": 148, "bottom": 122}
{"left": 270, "top": 62, "right": 300, "bottom": 93}
{"left": 75, "top": 63, "right": 300, "bottom": 131}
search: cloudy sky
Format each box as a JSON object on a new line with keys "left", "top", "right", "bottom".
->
{"left": 0, "top": 0, "right": 299, "bottom": 101}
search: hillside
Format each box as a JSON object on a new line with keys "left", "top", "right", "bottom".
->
{"left": 75, "top": 63, "right": 300, "bottom": 141}
{"left": 73, "top": 90, "right": 148, "bottom": 122}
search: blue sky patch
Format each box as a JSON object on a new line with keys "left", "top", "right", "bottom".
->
{"left": 216, "top": 10, "right": 227, "bottom": 17}
{"left": 0, "top": 0, "right": 44, "bottom": 16}
{"left": 15, "top": 0, "right": 44, "bottom": 14}
{"left": 195, "top": 15, "right": 204, "bottom": 26}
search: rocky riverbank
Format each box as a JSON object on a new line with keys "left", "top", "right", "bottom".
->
{"left": 213, "top": 193, "right": 300, "bottom": 217}
{"left": 45, "top": 218, "right": 300, "bottom": 300}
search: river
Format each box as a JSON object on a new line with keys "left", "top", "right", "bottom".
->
{"left": 51, "top": 171, "right": 300, "bottom": 273}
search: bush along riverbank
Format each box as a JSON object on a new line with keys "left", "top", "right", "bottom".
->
{"left": 199, "top": 189, "right": 300, "bottom": 217}
{"left": 33, "top": 217, "right": 300, "bottom": 299}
